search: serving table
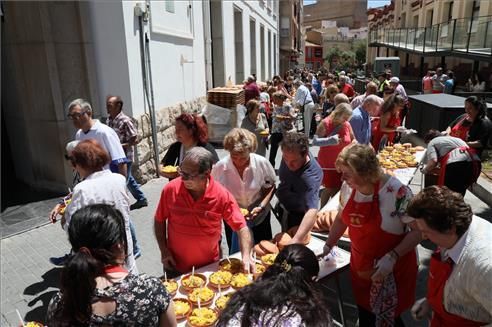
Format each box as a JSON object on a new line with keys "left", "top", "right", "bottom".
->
{"left": 171, "top": 235, "right": 350, "bottom": 326}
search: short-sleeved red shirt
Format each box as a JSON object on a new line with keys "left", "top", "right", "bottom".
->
{"left": 341, "top": 83, "right": 355, "bottom": 98}
{"left": 155, "top": 176, "right": 247, "bottom": 273}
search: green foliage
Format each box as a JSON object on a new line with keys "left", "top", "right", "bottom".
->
{"left": 324, "top": 39, "right": 367, "bottom": 70}
{"left": 352, "top": 39, "right": 367, "bottom": 65}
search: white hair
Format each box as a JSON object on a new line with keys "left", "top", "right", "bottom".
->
{"left": 67, "top": 98, "right": 93, "bottom": 114}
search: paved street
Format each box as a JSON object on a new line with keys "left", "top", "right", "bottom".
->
{"left": 1, "top": 146, "right": 491, "bottom": 326}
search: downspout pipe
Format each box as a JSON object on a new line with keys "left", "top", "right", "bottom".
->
{"left": 145, "top": 32, "right": 160, "bottom": 178}
{"left": 137, "top": 8, "right": 160, "bottom": 178}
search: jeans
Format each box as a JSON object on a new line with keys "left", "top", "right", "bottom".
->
{"left": 127, "top": 162, "right": 146, "bottom": 202}
{"left": 129, "top": 218, "right": 141, "bottom": 254}
{"left": 269, "top": 133, "right": 283, "bottom": 169}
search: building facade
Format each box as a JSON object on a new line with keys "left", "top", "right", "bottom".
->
{"left": 279, "top": 0, "right": 303, "bottom": 73}
{"left": 368, "top": 0, "right": 492, "bottom": 88}
{"left": 1, "top": 0, "right": 279, "bottom": 198}
{"left": 303, "top": 0, "right": 367, "bottom": 30}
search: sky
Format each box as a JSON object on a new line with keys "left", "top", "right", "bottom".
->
{"left": 303, "top": 0, "right": 391, "bottom": 9}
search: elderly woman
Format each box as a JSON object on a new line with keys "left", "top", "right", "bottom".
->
{"left": 217, "top": 244, "right": 333, "bottom": 327}
{"left": 160, "top": 113, "right": 219, "bottom": 179}
{"left": 212, "top": 128, "right": 276, "bottom": 249}
{"left": 408, "top": 186, "right": 492, "bottom": 326}
{"left": 422, "top": 130, "right": 481, "bottom": 196}
{"left": 371, "top": 94, "right": 406, "bottom": 151}
{"left": 241, "top": 99, "right": 270, "bottom": 157}
{"left": 320, "top": 84, "right": 339, "bottom": 118}
{"left": 314, "top": 103, "right": 355, "bottom": 207}
{"left": 444, "top": 96, "right": 492, "bottom": 157}
{"left": 323, "top": 144, "right": 420, "bottom": 325}
{"left": 63, "top": 139, "right": 137, "bottom": 273}
{"left": 47, "top": 204, "right": 176, "bottom": 326}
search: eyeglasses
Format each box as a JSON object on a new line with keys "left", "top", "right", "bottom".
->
{"left": 67, "top": 111, "right": 87, "bottom": 120}
{"left": 177, "top": 167, "right": 203, "bottom": 180}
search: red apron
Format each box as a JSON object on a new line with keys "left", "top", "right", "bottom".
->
{"left": 449, "top": 116, "right": 471, "bottom": 141}
{"left": 371, "top": 113, "right": 401, "bottom": 150}
{"left": 437, "top": 146, "right": 481, "bottom": 186}
{"left": 427, "top": 252, "right": 485, "bottom": 326}
{"left": 341, "top": 182, "right": 417, "bottom": 315}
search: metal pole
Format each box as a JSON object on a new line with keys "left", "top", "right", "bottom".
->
{"left": 145, "top": 33, "right": 161, "bottom": 178}
{"left": 466, "top": 18, "right": 473, "bottom": 53}
{"left": 451, "top": 19, "right": 457, "bottom": 51}
{"left": 436, "top": 23, "right": 440, "bottom": 51}
{"left": 422, "top": 27, "right": 426, "bottom": 52}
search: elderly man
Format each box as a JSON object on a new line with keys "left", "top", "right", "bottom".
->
{"left": 106, "top": 95, "right": 148, "bottom": 210}
{"left": 350, "top": 81, "right": 378, "bottom": 109}
{"left": 389, "top": 77, "right": 408, "bottom": 102}
{"left": 276, "top": 132, "right": 322, "bottom": 244}
{"left": 294, "top": 79, "right": 316, "bottom": 137}
{"left": 244, "top": 75, "right": 260, "bottom": 103}
{"left": 431, "top": 67, "right": 447, "bottom": 94}
{"left": 154, "top": 147, "right": 253, "bottom": 275}
{"left": 67, "top": 98, "right": 142, "bottom": 259}
{"left": 408, "top": 186, "right": 492, "bottom": 326}
{"left": 350, "top": 95, "right": 383, "bottom": 145}
{"left": 67, "top": 98, "right": 127, "bottom": 176}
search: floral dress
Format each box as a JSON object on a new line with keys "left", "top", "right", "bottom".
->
{"left": 46, "top": 274, "right": 171, "bottom": 326}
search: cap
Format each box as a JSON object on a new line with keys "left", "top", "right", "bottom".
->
{"left": 389, "top": 77, "right": 400, "bottom": 84}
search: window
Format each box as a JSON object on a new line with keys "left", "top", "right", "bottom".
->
{"left": 165, "top": 0, "right": 175, "bottom": 13}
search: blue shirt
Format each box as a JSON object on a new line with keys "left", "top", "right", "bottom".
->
{"left": 444, "top": 79, "right": 454, "bottom": 94}
{"left": 350, "top": 106, "right": 371, "bottom": 145}
{"left": 277, "top": 153, "right": 322, "bottom": 213}
{"left": 312, "top": 78, "right": 322, "bottom": 96}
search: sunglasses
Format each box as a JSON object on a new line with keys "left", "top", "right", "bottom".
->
{"left": 177, "top": 167, "right": 204, "bottom": 180}
{"left": 67, "top": 111, "right": 87, "bottom": 120}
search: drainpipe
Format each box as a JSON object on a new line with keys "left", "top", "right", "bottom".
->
{"left": 145, "top": 32, "right": 160, "bottom": 177}
{"left": 202, "top": 0, "right": 213, "bottom": 90}
{"left": 136, "top": 3, "right": 160, "bottom": 178}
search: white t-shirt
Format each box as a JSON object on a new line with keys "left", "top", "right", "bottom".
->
{"left": 338, "top": 176, "right": 414, "bottom": 235}
{"left": 75, "top": 120, "right": 127, "bottom": 169}
{"left": 65, "top": 170, "right": 137, "bottom": 274}
{"left": 211, "top": 153, "right": 276, "bottom": 225}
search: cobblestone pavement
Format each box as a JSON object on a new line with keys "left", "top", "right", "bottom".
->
{"left": 1, "top": 146, "right": 490, "bottom": 326}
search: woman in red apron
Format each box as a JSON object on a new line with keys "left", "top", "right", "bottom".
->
{"left": 422, "top": 130, "right": 482, "bottom": 196}
{"left": 371, "top": 94, "right": 404, "bottom": 151}
{"left": 323, "top": 144, "right": 420, "bottom": 326}
{"left": 408, "top": 186, "right": 491, "bottom": 326}
{"left": 444, "top": 96, "right": 491, "bottom": 157}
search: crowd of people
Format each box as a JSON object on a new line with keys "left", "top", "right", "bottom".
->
{"left": 45, "top": 66, "right": 492, "bottom": 326}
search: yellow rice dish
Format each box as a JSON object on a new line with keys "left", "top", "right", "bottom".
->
{"left": 182, "top": 275, "right": 205, "bottom": 288}
{"left": 231, "top": 273, "right": 252, "bottom": 288}
{"left": 209, "top": 270, "right": 232, "bottom": 286}
{"left": 188, "top": 287, "right": 215, "bottom": 303}
{"left": 261, "top": 253, "right": 277, "bottom": 266}
{"left": 173, "top": 299, "right": 191, "bottom": 316}
{"left": 215, "top": 293, "right": 233, "bottom": 310}
{"left": 162, "top": 279, "right": 178, "bottom": 294}
{"left": 162, "top": 165, "right": 178, "bottom": 174}
{"left": 188, "top": 308, "right": 218, "bottom": 326}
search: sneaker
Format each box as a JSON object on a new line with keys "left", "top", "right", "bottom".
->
{"left": 49, "top": 254, "right": 70, "bottom": 266}
{"left": 130, "top": 200, "right": 148, "bottom": 210}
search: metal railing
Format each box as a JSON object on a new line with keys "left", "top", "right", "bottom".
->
{"left": 369, "top": 15, "right": 492, "bottom": 57}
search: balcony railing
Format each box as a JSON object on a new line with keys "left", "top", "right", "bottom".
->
{"left": 369, "top": 15, "right": 492, "bottom": 57}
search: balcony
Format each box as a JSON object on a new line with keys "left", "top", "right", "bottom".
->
{"left": 368, "top": 15, "right": 492, "bottom": 61}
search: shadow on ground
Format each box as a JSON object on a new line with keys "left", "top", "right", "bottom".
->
{"left": 24, "top": 268, "right": 62, "bottom": 323}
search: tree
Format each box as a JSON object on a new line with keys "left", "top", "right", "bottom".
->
{"left": 352, "top": 39, "right": 367, "bottom": 66}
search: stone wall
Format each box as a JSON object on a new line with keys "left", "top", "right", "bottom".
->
{"left": 132, "top": 96, "right": 207, "bottom": 183}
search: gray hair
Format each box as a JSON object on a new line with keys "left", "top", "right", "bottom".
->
{"left": 362, "top": 94, "right": 384, "bottom": 107}
{"left": 182, "top": 147, "right": 214, "bottom": 174}
{"left": 293, "top": 79, "right": 303, "bottom": 86}
{"left": 67, "top": 98, "right": 93, "bottom": 114}
{"left": 334, "top": 93, "right": 350, "bottom": 105}
{"left": 65, "top": 140, "right": 80, "bottom": 155}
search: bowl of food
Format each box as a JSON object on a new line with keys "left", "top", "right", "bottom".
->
{"left": 173, "top": 298, "right": 192, "bottom": 320}
{"left": 215, "top": 292, "right": 233, "bottom": 311}
{"left": 162, "top": 165, "right": 178, "bottom": 174}
{"left": 253, "top": 263, "right": 266, "bottom": 280}
{"left": 218, "top": 258, "right": 243, "bottom": 274}
{"left": 187, "top": 287, "right": 215, "bottom": 306}
{"left": 187, "top": 307, "right": 219, "bottom": 327}
{"left": 259, "top": 130, "right": 269, "bottom": 136}
{"left": 25, "top": 323, "right": 44, "bottom": 327}
{"left": 261, "top": 253, "right": 277, "bottom": 267}
{"left": 253, "top": 240, "right": 279, "bottom": 257}
{"left": 181, "top": 273, "right": 207, "bottom": 293}
{"left": 230, "top": 272, "right": 253, "bottom": 290}
{"left": 161, "top": 278, "right": 179, "bottom": 297}
{"left": 208, "top": 270, "right": 232, "bottom": 289}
